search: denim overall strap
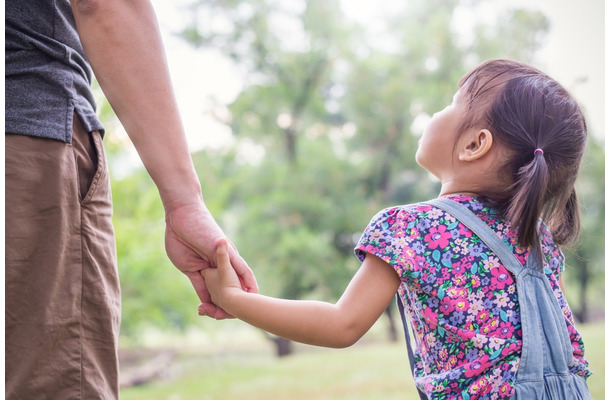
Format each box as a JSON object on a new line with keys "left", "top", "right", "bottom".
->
{"left": 426, "top": 198, "right": 591, "bottom": 399}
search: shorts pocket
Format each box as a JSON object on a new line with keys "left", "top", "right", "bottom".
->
{"left": 72, "top": 114, "right": 106, "bottom": 203}
{"left": 81, "top": 131, "right": 107, "bottom": 204}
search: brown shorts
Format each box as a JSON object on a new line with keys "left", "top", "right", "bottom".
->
{"left": 5, "top": 116, "right": 121, "bottom": 399}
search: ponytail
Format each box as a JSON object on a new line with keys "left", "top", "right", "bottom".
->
{"left": 506, "top": 149, "right": 549, "bottom": 251}
{"left": 549, "top": 188, "right": 581, "bottom": 246}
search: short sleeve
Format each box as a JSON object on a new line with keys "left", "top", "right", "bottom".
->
{"left": 355, "top": 207, "right": 400, "bottom": 262}
{"left": 354, "top": 205, "right": 426, "bottom": 279}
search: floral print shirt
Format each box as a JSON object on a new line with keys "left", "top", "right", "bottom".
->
{"left": 354, "top": 195, "right": 591, "bottom": 400}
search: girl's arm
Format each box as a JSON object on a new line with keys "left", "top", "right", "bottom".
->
{"left": 202, "top": 240, "right": 401, "bottom": 348}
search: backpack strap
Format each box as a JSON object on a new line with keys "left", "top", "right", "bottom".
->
{"left": 397, "top": 295, "right": 428, "bottom": 400}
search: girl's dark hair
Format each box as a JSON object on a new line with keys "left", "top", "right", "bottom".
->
{"left": 456, "top": 59, "right": 587, "bottom": 252}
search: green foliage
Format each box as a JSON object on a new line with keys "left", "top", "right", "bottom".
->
{"left": 206, "top": 136, "right": 371, "bottom": 300}
{"left": 472, "top": 8, "right": 549, "bottom": 62}
{"left": 563, "top": 136, "right": 605, "bottom": 321}
{"left": 112, "top": 171, "right": 201, "bottom": 337}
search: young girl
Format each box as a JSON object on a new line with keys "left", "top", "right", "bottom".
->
{"left": 200, "top": 59, "right": 592, "bottom": 399}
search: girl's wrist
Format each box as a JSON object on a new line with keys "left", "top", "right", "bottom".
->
{"left": 221, "top": 288, "right": 248, "bottom": 318}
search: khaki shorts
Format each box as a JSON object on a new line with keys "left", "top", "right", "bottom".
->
{"left": 5, "top": 116, "right": 121, "bottom": 399}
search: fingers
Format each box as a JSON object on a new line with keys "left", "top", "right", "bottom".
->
{"left": 231, "top": 253, "right": 258, "bottom": 293}
{"left": 217, "top": 239, "right": 257, "bottom": 294}
{"left": 216, "top": 238, "right": 231, "bottom": 271}
{"left": 225, "top": 240, "right": 258, "bottom": 293}
{"left": 198, "top": 302, "right": 233, "bottom": 320}
{"left": 198, "top": 302, "right": 214, "bottom": 316}
{"left": 199, "top": 238, "right": 254, "bottom": 321}
{"left": 184, "top": 270, "right": 212, "bottom": 304}
{"left": 189, "top": 267, "right": 235, "bottom": 320}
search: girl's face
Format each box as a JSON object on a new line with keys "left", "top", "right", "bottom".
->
{"left": 416, "top": 88, "right": 467, "bottom": 180}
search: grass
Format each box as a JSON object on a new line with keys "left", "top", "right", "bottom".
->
{"left": 120, "top": 321, "right": 604, "bottom": 400}
{"left": 578, "top": 321, "right": 605, "bottom": 398}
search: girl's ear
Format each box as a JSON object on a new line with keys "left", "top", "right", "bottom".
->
{"left": 458, "top": 129, "right": 493, "bottom": 161}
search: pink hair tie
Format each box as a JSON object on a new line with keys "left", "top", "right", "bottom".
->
{"left": 534, "top": 148, "right": 544, "bottom": 156}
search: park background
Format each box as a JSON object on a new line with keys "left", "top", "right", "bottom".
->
{"left": 93, "top": 0, "right": 605, "bottom": 398}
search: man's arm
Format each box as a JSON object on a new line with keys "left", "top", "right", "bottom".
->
{"left": 71, "top": 0, "right": 257, "bottom": 318}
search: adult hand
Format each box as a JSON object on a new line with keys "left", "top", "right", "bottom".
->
{"left": 164, "top": 202, "right": 258, "bottom": 319}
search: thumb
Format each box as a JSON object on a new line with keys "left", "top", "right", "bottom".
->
{"left": 216, "top": 238, "right": 231, "bottom": 272}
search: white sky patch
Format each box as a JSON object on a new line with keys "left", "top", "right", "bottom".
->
{"left": 236, "top": 138, "right": 266, "bottom": 166}
{"left": 164, "top": 39, "right": 243, "bottom": 153}
{"left": 424, "top": 57, "right": 439, "bottom": 72}
{"left": 411, "top": 112, "right": 431, "bottom": 138}
{"left": 268, "top": 2, "right": 309, "bottom": 53}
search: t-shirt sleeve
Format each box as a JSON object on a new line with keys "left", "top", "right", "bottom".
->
{"left": 354, "top": 206, "right": 412, "bottom": 278}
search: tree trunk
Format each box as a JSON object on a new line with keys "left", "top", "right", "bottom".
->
{"left": 119, "top": 350, "right": 175, "bottom": 388}
{"left": 281, "top": 56, "right": 327, "bottom": 164}
{"left": 272, "top": 336, "right": 294, "bottom": 357}
{"left": 262, "top": 331, "right": 294, "bottom": 357}
{"left": 285, "top": 127, "right": 297, "bottom": 163}
{"left": 575, "top": 258, "right": 589, "bottom": 323}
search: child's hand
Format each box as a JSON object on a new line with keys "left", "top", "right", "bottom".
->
{"left": 199, "top": 239, "right": 244, "bottom": 317}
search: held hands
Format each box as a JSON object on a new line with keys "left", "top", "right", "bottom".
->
{"left": 164, "top": 203, "right": 257, "bottom": 319}
{"left": 199, "top": 239, "right": 243, "bottom": 317}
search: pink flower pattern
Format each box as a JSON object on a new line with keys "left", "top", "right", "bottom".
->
{"left": 355, "top": 195, "right": 591, "bottom": 399}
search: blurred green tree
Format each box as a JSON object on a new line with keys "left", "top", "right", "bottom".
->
{"left": 563, "top": 136, "right": 605, "bottom": 323}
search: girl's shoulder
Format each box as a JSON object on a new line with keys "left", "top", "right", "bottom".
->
{"left": 362, "top": 203, "right": 417, "bottom": 230}
{"left": 368, "top": 195, "right": 497, "bottom": 227}
{"left": 364, "top": 194, "right": 530, "bottom": 258}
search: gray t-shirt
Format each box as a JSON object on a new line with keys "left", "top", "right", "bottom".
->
{"left": 5, "top": 0, "right": 105, "bottom": 143}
